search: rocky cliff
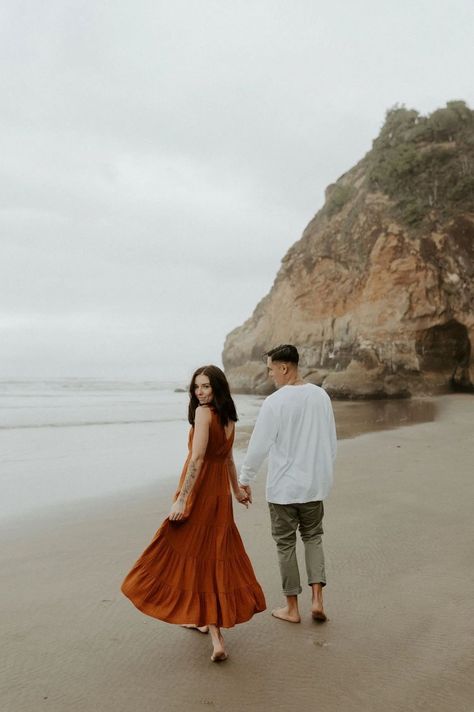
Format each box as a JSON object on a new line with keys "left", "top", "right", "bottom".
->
{"left": 223, "top": 102, "right": 474, "bottom": 398}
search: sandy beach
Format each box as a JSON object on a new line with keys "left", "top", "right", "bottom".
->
{"left": 1, "top": 394, "right": 474, "bottom": 712}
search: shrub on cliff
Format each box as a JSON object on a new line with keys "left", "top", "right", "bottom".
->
{"left": 324, "top": 184, "right": 355, "bottom": 217}
{"left": 367, "top": 101, "right": 474, "bottom": 226}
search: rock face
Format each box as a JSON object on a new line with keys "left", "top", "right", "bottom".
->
{"left": 223, "top": 102, "right": 474, "bottom": 398}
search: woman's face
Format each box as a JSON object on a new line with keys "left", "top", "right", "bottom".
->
{"left": 194, "top": 373, "right": 214, "bottom": 405}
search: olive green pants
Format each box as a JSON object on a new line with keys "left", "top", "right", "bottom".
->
{"left": 268, "top": 501, "right": 326, "bottom": 596}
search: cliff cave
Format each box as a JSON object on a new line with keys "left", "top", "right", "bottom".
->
{"left": 416, "top": 320, "right": 472, "bottom": 390}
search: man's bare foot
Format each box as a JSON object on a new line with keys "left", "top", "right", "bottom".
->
{"left": 311, "top": 583, "right": 327, "bottom": 622}
{"left": 311, "top": 608, "right": 327, "bottom": 623}
{"left": 181, "top": 624, "right": 209, "bottom": 634}
{"left": 271, "top": 606, "right": 301, "bottom": 623}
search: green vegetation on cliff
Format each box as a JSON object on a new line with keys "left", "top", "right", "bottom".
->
{"left": 324, "top": 184, "right": 356, "bottom": 217}
{"left": 367, "top": 101, "right": 474, "bottom": 225}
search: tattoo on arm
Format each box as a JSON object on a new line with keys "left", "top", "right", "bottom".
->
{"left": 179, "top": 460, "right": 200, "bottom": 501}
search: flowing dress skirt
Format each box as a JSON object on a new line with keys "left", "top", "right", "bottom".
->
{"left": 121, "top": 413, "right": 266, "bottom": 628}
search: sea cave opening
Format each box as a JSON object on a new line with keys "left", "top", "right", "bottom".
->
{"left": 416, "top": 319, "right": 472, "bottom": 391}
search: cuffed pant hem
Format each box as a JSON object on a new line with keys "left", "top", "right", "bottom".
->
{"left": 283, "top": 588, "right": 303, "bottom": 596}
{"left": 308, "top": 580, "right": 326, "bottom": 587}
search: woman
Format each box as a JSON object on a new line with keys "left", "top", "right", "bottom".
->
{"left": 121, "top": 365, "right": 266, "bottom": 661}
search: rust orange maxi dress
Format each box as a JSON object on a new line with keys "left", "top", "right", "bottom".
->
{"left": 121, "top": 409, "right": 266, "bottom": 628}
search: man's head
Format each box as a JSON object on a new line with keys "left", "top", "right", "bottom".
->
{"left": 264, "top": 344, "right": 300, "bottom": 387}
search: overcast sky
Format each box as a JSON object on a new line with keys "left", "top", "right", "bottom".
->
{"left": 1, "top": 0, "right": 473, "bottom": 381}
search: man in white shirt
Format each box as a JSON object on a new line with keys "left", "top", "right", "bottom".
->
{"left": 239, "top": 344, "right": 337, "bottom": 623}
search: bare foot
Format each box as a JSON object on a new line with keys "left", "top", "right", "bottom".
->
{"left": 211, "top": 648, "right": 228, "bottom": 662}
{"left": 209, "top": 628, "right": 228, "bottom": 662}
{"left": 311, "top": 583, "right": 327, "bottom": 622}
{"left": 311, "top": 609, "right": 327, "bottom": 623}
{"left": 181, "top": 624, "right": 209, "bottom": 634}
{"left": 271, "top": 606, "right": 301, "bottom": 623}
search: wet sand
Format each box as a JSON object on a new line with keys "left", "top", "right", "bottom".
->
{"left": 234, "top": 396, "right": 438, "bottom": 448}
{"left": 1, "top": 394, "right": 474, "bottom": 712}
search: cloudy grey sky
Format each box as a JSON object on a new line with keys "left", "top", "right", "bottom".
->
{"left": 1, "top": 0, "right": 473, "bottom": 381}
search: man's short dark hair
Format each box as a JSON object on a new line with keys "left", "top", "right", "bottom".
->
{"left": 265, "top": 344, "right": 299, "bottom": 365}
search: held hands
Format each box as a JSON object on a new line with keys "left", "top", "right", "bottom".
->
{"left": 169, "top": 497, "right": 187, "bottom": 521}
{"left": 240, "top": 484, "right": 252, "bottom": 504}
{"left": 234, "top": 485, "right": 252, "bottom": 508}
{"left": 170, "top": 485, "right": 252, "bottom": 517}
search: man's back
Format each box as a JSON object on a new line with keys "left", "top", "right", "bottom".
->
{"left": 239, "top": 345, "right": 335, "bottom": 622}
{"left": 240, "top": 383, "right": 337, "bottom": 504}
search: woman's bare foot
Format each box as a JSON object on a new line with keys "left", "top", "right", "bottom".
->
{"left": 271, "top": 606, "right": 301, "bottom": 623}
{"left": 209, "top": 625, "right": 227, "bottom": 662}
{"left": 181, "top": 624, "right": 209, "bottom": 634}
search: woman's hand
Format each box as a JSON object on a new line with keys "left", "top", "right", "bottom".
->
{"left": 169, "top": 497, "right": 187, "bottom": 521}
{"left": 234, "top": 487, "right": 250, "bottom": 508}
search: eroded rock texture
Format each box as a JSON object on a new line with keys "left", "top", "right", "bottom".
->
{"left": 223, "top": 103, "right": 474, "bottom": 397}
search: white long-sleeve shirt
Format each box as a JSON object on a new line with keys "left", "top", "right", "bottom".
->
{"left": 239, "top": 383, "right": 337, "bottom": 504}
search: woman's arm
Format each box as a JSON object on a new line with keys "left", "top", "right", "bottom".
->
{"left": 227, "top": 452, "right": 250, "bottom": 508}
{"left": 168, "top": 406, "right": 211, "bottom": 521}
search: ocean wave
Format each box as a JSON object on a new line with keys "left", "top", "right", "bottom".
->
{"left": 0, "top": 417, "right": 186, "bottom": 430}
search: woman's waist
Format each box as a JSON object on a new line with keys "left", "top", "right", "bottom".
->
{"left": 204, "top": 454, "right": 230, "bottom": 463}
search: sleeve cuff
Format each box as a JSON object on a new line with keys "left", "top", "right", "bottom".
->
{"left": 239, "top": 469, "right": 254, "bottom": 486}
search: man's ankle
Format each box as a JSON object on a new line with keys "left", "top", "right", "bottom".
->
{"left": 285, "top": 594, "right": 299, "bottom": 612}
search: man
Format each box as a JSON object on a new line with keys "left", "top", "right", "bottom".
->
{"left": 239, "top": 344, "right": 337, "bottom": 623}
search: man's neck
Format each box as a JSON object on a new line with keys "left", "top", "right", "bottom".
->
{"left": 284, "top": 370, "right": 305, "bottom": 386}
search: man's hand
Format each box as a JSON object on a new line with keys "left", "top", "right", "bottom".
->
{"left": 234, "top": 487, "right": 250, "bottom": 508}
{"left": 240, "top": 484, "right": 252, "bottom": 504}
{"left": 169, "top": 498, "right": 186, "bottom": 521}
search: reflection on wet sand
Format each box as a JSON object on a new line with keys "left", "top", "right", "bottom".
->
{"left": 234, "top": 397, "right": 437, "bottom": 449}
{"left": 332, "top": 397, "right": 437, "bottom": 439}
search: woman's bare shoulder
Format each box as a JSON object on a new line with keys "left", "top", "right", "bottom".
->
{"left": 195, "top": 405, "right": 212, "bottom": 422}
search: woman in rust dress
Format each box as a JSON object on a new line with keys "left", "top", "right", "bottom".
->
{"left": 121, "top": 365, "right": 266, "bottom": 661}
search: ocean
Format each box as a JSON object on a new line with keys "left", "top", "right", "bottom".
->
{"left": 0, "top": 380, "right": 263, "bottom": 521}
{"left": 0, "top": 379, "right": 436, "bottom": 521}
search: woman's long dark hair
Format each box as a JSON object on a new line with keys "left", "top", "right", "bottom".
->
{"left": 188, "top": 365, "right": 238, "bottom": 427}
